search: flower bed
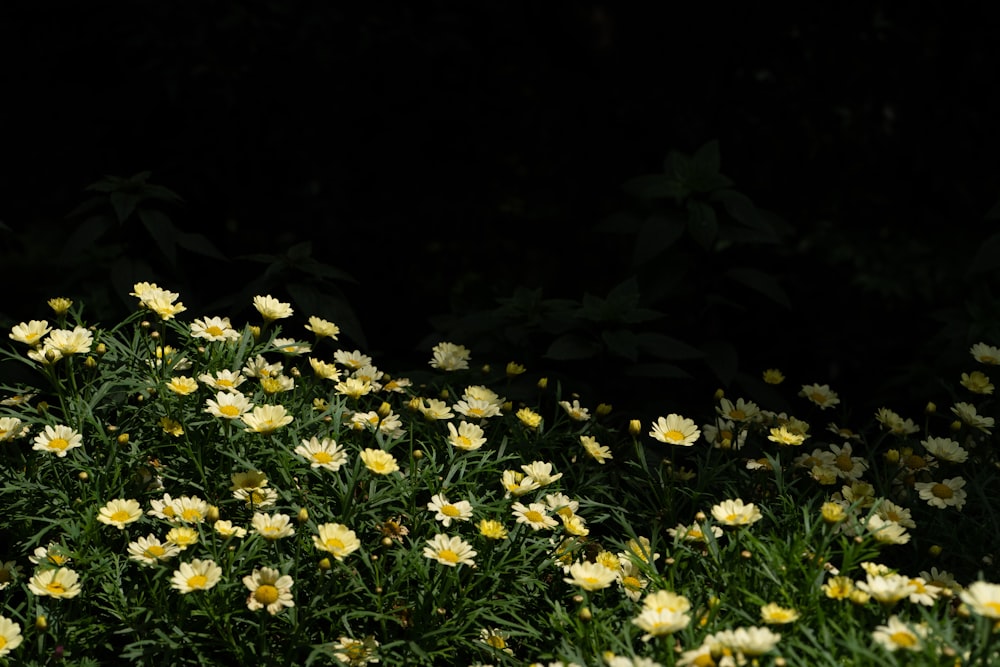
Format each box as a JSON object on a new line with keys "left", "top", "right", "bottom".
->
{"left": 1, "top": 285, "right": 999, "bottom": 666}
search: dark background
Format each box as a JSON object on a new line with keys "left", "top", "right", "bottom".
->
{"left": 3, "top": 2, "right": 1000, "bottom": 419}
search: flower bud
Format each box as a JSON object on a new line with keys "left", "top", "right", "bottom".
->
{"left": 78, "top": 471, "right": 89, "bottom": 481}
{"left": 117, "top": 433, "right": 130, "bottom": 445}
{"left": 207, "top": 505, "right": 220, "bottom": 523}
{"left": 506, "top": 361, "right": 526, "bottom": 377}
{"left": 36, "top": 615, "right": 48, "bottom": 631}
{"left": 925, "top": 401, "right": 937, "bottom": 414}
{"left": 596, "top": 403, "right": 612, "bottom": 417}
{"left": 628, "top": 419, "right": 642, "bottom": 436}
{"left": 84, "top": 355, "right": 97, "bottom": 368}
{"left": 412, "top": 450, "right": 424, "bottom": 460}
{"left": 377, "top": 402, "right": 392, "bottom": 418}
{"left": 537, "top": 377, "right": 548, "bottom": 390}
{"left": 578, "top": 606, "right": 592, "bottom": 621}
{"left": 297, "top": 507, "right": 309, "bottom": 523}
{"left": 318, "top": 558, "right": 332, "bottom": 571}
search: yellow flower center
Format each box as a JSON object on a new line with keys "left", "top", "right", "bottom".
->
{"left": 931, "top": 483, "right": 953, "bottom": 499}
{"left": 664, "top": 429, "right": 685, "bottom": 441}
{"left": 623, "top": 575, "right": 642, "bottom": 591}
{"left": 906, "top": 455, "right": 927, "bottom": 469}
{"left": 217, "top": 379, "right": 234, "bottom": 388}
{"left": 725, "top": 513, "right": 740, "bottom": 523}
{"left": 312, "top": 451, "right": 333, "bottom": 464}
{"left": 810, "top": 392, "right": 828, "bottom": 404}
{"left": 889, "top": 631, "right": 917, "bottom": 647}
{"left": 730, "top": 409, "right": 746, "bottom": 420}
{"left": 325, "top": 538, "right": 345, "bottom": 551}
{"left": 254, "top": 584, "right": 279, "bottom": 605}
{"left": 985, "top": 601, "right": 1000, "bottom": 616}
{"left": 48, "top": 437, "right": 69, "bottom": 451}
{"left": 437, "top": 549, "right": 459, "bottom": 564}
{"left": 0, "top": 637, "right": 6, "bottom": 650}
{"left": 220, "top": 405, "right": 240, "bottom": 417}
{"left": 182, "top": 509, "right": 203, "bottom": 522}
{"left": 46, "top": 581, "right": 66, "bottom": 595}
{"left": 835, "top": 454, "right": 854, "bottom": 472}
{"left": 111, "top": 510, "right": 132, "bottom": 523}
{"left": 456, "top": 436, "right": 472, "bottom": 448}
{"left": 0, "top": 570, "right": 10, "bottom": 584}
{"left": 144, "top": 545, "right": 165, "bottom": 558}
{"left": 524, "top": 510, "right": 544, "bottom": 523}
{"left": 187, "top": 575, "right": 208, "bottom": 589}
{"left": 441, "top": 505, "right": 461, "bottom": 517}
{"left": 205, "top": 326, "right": 224, "bottom": 337}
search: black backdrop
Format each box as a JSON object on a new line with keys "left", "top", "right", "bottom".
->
{"left": 3, "top": 2, "right": 999, "bottom": 416}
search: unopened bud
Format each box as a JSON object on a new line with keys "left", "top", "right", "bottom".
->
{"left": 377, "top": 401, "right": 392, "bottom": 418}
{"left": 297, "top": 507, "right": 309, "bottom": 523}
{"left": 929, "top": 545, "right": 943, "bottom": 557}
{"left": 595, "top": 403, "right": 612, "bottom": 416}
{"left": 78, "top": 471, "right": 88, "bottom": 481}
{"left": 537, "top": 377, "right": 549, "bottom": 390}
{"left": 36, "top": 615, "right": 48, "bottom": 631}
{"left": 318, "top": 558, "right": 332, "bottom": 571}
{"left": 95, "top": 343, "right": 107, "bottom": 356}
{"left": 578, "top": 606, "right": 592, "bottom": 621}
{"left": 207, "top": 505, "right": 220, "bottom": 523}
{"left": 925, "top": 401, "right": 937, "bottom": 414}
{"left": 413, "top": 450, "right": 424, "bottom": 460}
{"left": 628, "top": 419, "right": 642, "bottom": 436}
{"left": 714, "top": 388, "right": 725, "bottom": 400}
{"left": 117, "top": 433, "right": 130, "bottom": 445}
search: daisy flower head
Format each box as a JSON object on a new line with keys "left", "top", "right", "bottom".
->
{"left": 360, "top": 448, "right": 399, "bottom": 475}
{"left": 516, "top": 407, "right": 543, "bottom": 429}
{"left": 668, "top": 522, "right": 723, "bottom": 543}
{"left": 478, "top": 518, "right": 508, "bottom": 540}
{"left": 427, "top": 494, "right": 473, "bottom": 528}
{"left": 799, "top": 383, "right": 840, "bottom": 410}
{"left": 500, "top": 469, "right": 540, "bottom": 497}
{"left": 204, "top": 391, "right": 253, "bottom": 420}
{"left": 252, "top": 294, "right": 293, "bottom": 322}
{"left": 0, "top": 416, "right": 28, "bottom": 442}
{"left": 170, "top": 559, "right": 222, "bottom": 594}
{"left": 272, "top": 337, "right": 311, "bottom": 355}
{"left": 631, "top": 607, "right": 691, "bottom": 642}
{"left": 170, "top": 495, "right": 211, "bottom": 523}
{"left": 45, "top": 326, "right": 94, "bottom": 355}
{"left": 423, "top": 533, "right": 477, "bottom": 567}
{"left": 479, "top": 627, "right": 514, "bottom": 655}
{"left": 418, "top": 397, "right": 453, "bottom": 420}
{"left": 165, "top": 376, "right": 199, "bottom": 396}
{"left": 511, "top": 502, "right": 559, "bottom": 531}
{"left": 961, "top": 370, "right": 994, "bottom": 394}
{"left": 762, "top": 368, "right": 785, "bottom": 384}
{"left": 971, "top": 342, "right": 1000, "bottom": 365}
{"left": 563, "top": 560, "right": 617, "bottom": 591}
{"left": 198, "top": 369, "right": 246, "bottom": 393}
{"left": 429, "top": 341, "right": 471, "bottom": 371}
{"left": 96, "top": 498, "right": 143, "bottom": 529}
{"left": 127, "top": 533, "right": 181, "bottom": 566}
{"left": 313, "top": 523, "right": 361, "bottom": 560}
{"left": 558, "top": 399, "right": 591, "bottom": 421}
{"left": 649, "top": 414, "right": 700, "bottom": 446}
{"left": 165, "top": 526, "right": 199, "bottom": 550}
{"left": 718, "top": 626, "right": 782, "bottom": 657}
{"left": 876, "top": 407, "right": 920, "bottom": 435}
{"left": 914, "top": 477, "right": 967, "bottom": 510}
{"left": 32, "top": 424, "right": 83, "bottom": 457}
{"left": 9, "top": 319, "right": 50, "bottom": 346}
{"left": 0, "top": 615, "right": 23, "bottom": 657}
{"left": 447, "top": 421, "right": 486, "bottom": 451}
{"left": 767, "top": 424, "right": 807, "bottom": 446}
{"left": 332, "top": 636, "right": 380, "bottom": 666}
{"left": 960, "top": 581, "right": 1000, "bottom": 618}
{"left": 252, "top": 512, "right": 295, "bottom": 540}
{"left": 711, "top": 498, "right": 763, "bottom": 527}
{"left": 214, "top": 520, "right": 247, "bottom": 538}
{"left": 921, "top": 436, "right": 968, "bottom": 463}
{"left": 872, "top": 615, "right": 926, "bottom": 652}
{"left": 30, "top": 543, "right": 71, "bottom": 567}
{"left": 28, "top": 567, "right": 82, "bottom": 599}
{"left": 234, "top": 487, "right": 278, "bottom": 509}
{"left": 717, "top": 396, "right": 760, "bottom": 422}
{"left": 190, "top": 316, "right": 239, "bottom": 342}
{"left": 295, "top": 436, "right": 348, "bottom": 471}
{"left": 47, "top": 296, "right": 73, "bottom": 315}
{"left": 309, "top": 357, "right": 341, "bottom": 381}
{"left": 857, "top": 572, "right": 916, "bottom": 607}
{"left": 240, "top": 404, "right": 294, "bottom": 434}
{"left": 828, "top": 442, "right": 868, "bottom": 480}
{"left": 522, "top": 460, "right": 563, "bottom": 486}
{"left": 760, "top": 602, "right": 800, "bottom": 624}
{"left": 951, "top": 402, "right": 994, "bottom": 433}
{"left": 333, "top": 349, "right": 372, "bottom": 370}
{"left": 243, "top": 567, "right": 294, "bottom": 615}
{"left": 231, "top": 470, "right": 269, "bottom": 491}
{"left": 865, "top": 516, "right": 910, "bottom": 545}
{"left": 304, "top": 315, "right": 340, "bottom": 340}
{"left": 579, "top": 435, "right": 612, "bottom": 463}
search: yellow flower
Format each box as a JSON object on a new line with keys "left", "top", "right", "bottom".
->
{"left": 295, "top": 436, "right": 348, "bottom": 470}
{"left": 961, "top": 370, "right": 994, "bottom": 394}
{"left": 252, "top": 513, "right": 295, "bottom": 540}
{"left": 313, "top": 523, "right": 361, "bottom": 560}
{"left": 9, "top": 320, "right": 51, "bottom": 346}
{"left": 872, "top": 615, "right": 926, "bottom": 652}
{"left": 205, "top": 391, "right": 253, "bottom": 420}
{"left": 170, "top": 559, "right": 222, "bottom": 594}
{"left": 711, "top": 498, "right": 763, "bottom": 527}
{"left": 28, "top": 567, "right": 82, "bottom": 599}
{"left": 960, "top": 581, "right": 1000, "bottom": 619}
{"left": 165, "top": 526, "right": 199, "bottom": 550}
{"left": 0, "top": 615, "right": 23, "bottom": 657}
{"left": 240, "top": 404, "right": 294, "bottom": 434}
{"left": 252, "top": 294, "right": 293, "bottom": 322}
{"left": 762, "top": 368, "right": 785, "bottom": 384}
{"left": 580, "top": 435, "right": 612, "bottom": 463}
{"left": 429, "top": 341, "right": 471, "bottom": 371}
{"left": 511, "top": 502, "right": 558, "bottom": 531}
{"left": 214, "top": 521, "right": 247, "bottom": 539}
{"left": 506, "top": 361, "right": 526, "bottom": 377}
{"left": 0, "top": 417, "right": 27, "bottom": 442}
{"left": 127, "top": 534, "right": 181, "bottom": 566}
{"left": 423, "top": 534, "right": 477, "bottom": 567}
{"left": 159, "top": 417, "right": 184, "bottom": 437}
{"left": 165, "top": 376, "right": 198, "bottom": 396}
{"left": 32, "top": 424, "right": 83, "bottom": 457}
{"left": 558, "top": 399, "right": 591, "bottom": 421}
{"left": 649, "top": 414, "right": 700, "bottom": 446}
{"left": 360, "top": 448, "right": 399, "bottom": 475}
{"left": 446, "top": 421, "right": 487, "bottom": 451}
{"left": 516, "top": 407, "right": 543, "bottom": 429}
{"left": 971, "top": 342, "right": 1000, "bottom": 365}
{"left": 243, "top": 567, "right": 294, "bottom": 615}
{"left": 45, "top": 326, "right": 93, "bottom": 355}
{"left": 820, "top": 501, "right": 847, "bottom": 524}
{"left": 47, "top": 297, "right": 73, "bottom": 315}
{"left": 190, "top": 316, "right": 239, "bottom": 342}
{"left": 760, "top": 602, "right": 800, "bottom": 624}
{"left": 309, "top": 357, "right": 342, "bottom": 381}
{"left": 822, "top": 575, "right": 855, "bottom": 600}
{"left": 96, "top": 498, "right": 143, "bottom": 529}
{"left": 767, "top": 425, "right": 807, "bottom": 446}
{"left": 335, "top": 377, "right": 373, "bottom": 400}
{"left": 478, "top": 519, "right": 508, "bottom": 540}
{"left": 304, "top": 316, "right": 340, "bottom": 339}
{"left": 563, "top": 561, "right": 617, "bottom": 591}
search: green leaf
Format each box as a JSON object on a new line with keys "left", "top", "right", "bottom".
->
{"left": 692, "top": 139, "right": 721, "bottom": 174}
{"left": 174, "top": 231, "right": 228, "bottom": 261}
{"left": 110, "top": 191, "right": 141, "bottom": 224}
{"left": 137, "top": 208, "right": 178, "bottom": 268}
{"left": 545, "top": 333, "right": 601, "bottom": 361}
{"left": 59, "top": 215, "right": 114, "bottom": 261}
{"left": 632, "top": 214, "right": 686, "bottom": 266}
{"left": 725, "top": 267, "right": 791, "bottom": 308}
{"left": 635, "top": 332, "right": 704, "bottom": 360}
{"left": 687, "top": 201, "right": 718, "bottom": 250}
{"left": 967, "top": 232, "right": 1000, "bottom": 275}
{"left": 601, "top": 328, "right": 638, "bottom": 361}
